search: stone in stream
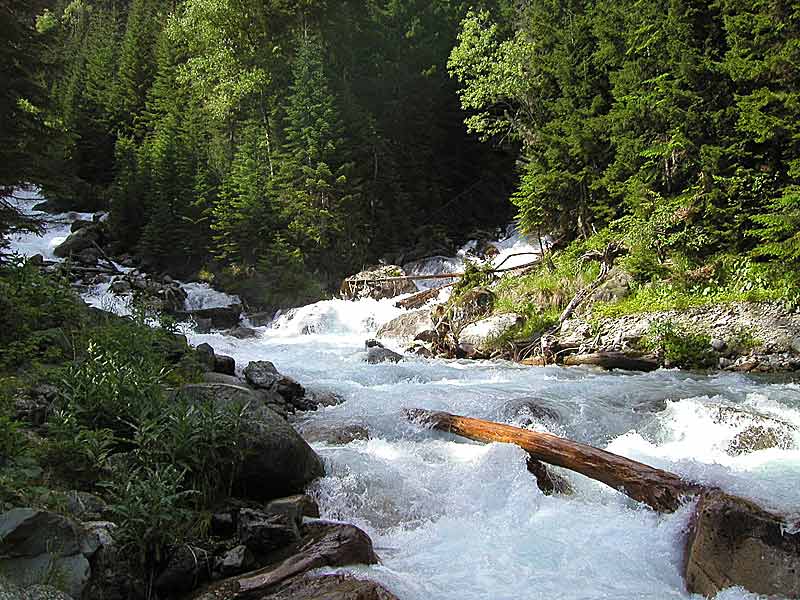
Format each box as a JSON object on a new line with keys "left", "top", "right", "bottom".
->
{"left": 712, "top": 405, "right": 797, "bottom": 455}
{"left": 685, "top": 489, "right": 800, "bottom": 598}
{"left": 226, "top": 326, "right": 258, "bottom": 339}
{"left": 376, "top": 309, "right": 435, "bottom": 341}
{"left": 214, "top": 354, "right": 236, "bottom": 375}
{"left": 300, "top": 423, "right": 370, "bottom": 445}
{"left": 0, "top": 509, "right": 100, "bottom": 599}
{"left": 184, "top": 304, "right": 242, "bottom": 329}
{"left": 195, "top": 342, "right": 216, "bottom": 371}
{"left": 174, "top": 384, "right": 324, "bottom": 500}
{"left": 53, "top": 226, "right": 102, "bottom": 258}
{"left": 260, "top": 574, "right": 399, "bottom": 600}
{"left": 340, "top": 265, "right": 418, "bottom": 300}
{"left": 365, "top": 347, "right": 403, "bottom": 364}
{"left": 244, "top": 361, "right": 312, "bottom": 412}
{"left": 264, "top": 495, "right": 321, "bottom": 527}
{"left": 238, "top": 509, "right": 300, "bottom": 554}
{"left": 457, "top": 313, "right": 523, "bottom": 358}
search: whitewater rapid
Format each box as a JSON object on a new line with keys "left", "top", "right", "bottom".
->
{"left": 8, "top": 190, "right": 800, "bottom": 600}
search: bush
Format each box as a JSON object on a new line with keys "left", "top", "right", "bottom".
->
{"left": 0, "top": 259, "right": 84, "bottom": 368}
{"left": 43, "top": 409, "right": 115, "bottom": 486}
{"left": 640, "top": 320, "right": 715, "bottom": 368}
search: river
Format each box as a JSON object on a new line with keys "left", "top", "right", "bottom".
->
{"left": 7, "top": 190, "right": 800, "bottom": 600}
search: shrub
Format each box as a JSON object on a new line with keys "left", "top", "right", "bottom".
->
{"left": 42, "top": 409, "right": 115, "bottom": 486}
{"left": 640, "top": 320, "right": 715, "bottom": 368}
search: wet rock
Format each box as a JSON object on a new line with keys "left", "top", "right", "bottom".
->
{"left": 175, "top": 384, "right": 324, "bottom": 500}
{"left": 218, "top": 545, "right": 256, "bottom": 577}
{"left": 340, "top": 265, "right": 418, "bottom": 300}
{"left": 262, "top": 574, "right": 399, "bottom": 600}
{"left": 226, "top": 326, "right": 258, "bottom": 339}
{"left": 195, "top": 343, "right": 216, "bottom": 371}
{"left": 0, "top": 509, "right": 98, "bottom": 599}
{"left": 365, "top": 347, "right": 403, "bottom": 364}
{"left": 365, "top": 339, "right": 385, "bottom": 349}
{"left": 244, "top": 361, "right": 281, "bottom": 389}
{"left": 247, "top": 311, "right": 275, "bottom": 327}
{"left": 265, "top": 495, "right": 321, "bottom": 527}
{"left": 27, "top": 254, "right": 45, "bottom": 267}
{"left": 300, "top": 424, "right": 370, "bottom": 445}
{"left": 304, "top": 390, "right": 345, "bottom": 407}
{"left": 728, "top": 425, "right": 795, "bottom": 455}
{"left": 457, "top": 313, "right": 522, "bottom": 358}
{"left": 685, "top": 489, "right": 800, "bottom": 598}
{"left": 154, "top": 545, "right": 212, "bottom": 596}
{"left": 186, "top": 305, "right": 242, "bottom": 329}
{"left": 70, "top": 219, "right": 93, "bottom": 233}
{"left": 406, "top": 341, "right": 434, "bottom": 358}
{"left": 194, "top": 317, "right": 213, "bottom": 333}
{"left": 238, "top": 509, "right": 300, "bottom": 554}
{"left": 498, "top": 398, "right": 561, "bottom": 428}
{"left": 214, "top": 354, "right": 236, "bottom": 375}
{"left": 376, "top": 309, "right": 435, "bottom": 341}
{"left": 53, "top": 227, "right": 101, "bottom": 258}
{"left": 159, "top": 284, "right": 188, "bottom": 314}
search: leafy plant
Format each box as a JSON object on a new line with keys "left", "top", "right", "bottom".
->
{"left": 640, "top": 320, "right": 715, "bottom": 369}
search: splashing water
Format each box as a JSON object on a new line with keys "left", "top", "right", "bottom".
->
{"left": 9, "top": 190, "right": 799, "bottom": 600}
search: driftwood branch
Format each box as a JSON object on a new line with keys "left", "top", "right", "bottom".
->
{"left": 395, "top": 282, "right": 456, "bottom": 310}
{"left": 406, "top": 408, "right": 704, "bottom": 512}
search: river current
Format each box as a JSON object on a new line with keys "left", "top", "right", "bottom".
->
{"left": 8, "top": 190, "right": 800, "bottom": 600}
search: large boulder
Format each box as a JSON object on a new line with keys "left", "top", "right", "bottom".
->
{"left": 457, "top": 313, "right": 523, "bottom": 358}
{"left": 53, "top": 227, "right": 101, "bottom": 258}
{"left": 685, "top": 490, "right": 800, "bottom": 598}
{"left": 376, "top": 309, "right": 435, "bottom": 341}
{"left": 0, "top": 509, "right": 99, "bottom": 599}
{"left": 175, "top": 384, "right": 324, "bottom": 500}
{"left": 340, "top": 265, "right": 418, "bottom": 300}
{"left": 712, "top": 406, "right": 797, "bottom": 455}
{"left": 365, "top": 347, "right": 403, "bottom": 364}
{"left": 243, "top": 361, "right": 311, "bottom": 412}
{"left": 238, "top": 509, "right": 301, "bottom": 554}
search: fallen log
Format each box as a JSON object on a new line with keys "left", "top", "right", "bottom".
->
{"left": 563, "top": 352, "right": 659, "bottom": 372}
{"left": 394, "top": 282, "right": 455, "bottom": 309}
{"left": 407, "top": 409, "right": 800, "bottom": 597}
{"left": 405, "top": 408, "right": 703, "bottom": 512}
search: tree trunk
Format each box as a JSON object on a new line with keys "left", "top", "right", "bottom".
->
{"left": 405, "top": 408, "right": 704, "bottom": 512}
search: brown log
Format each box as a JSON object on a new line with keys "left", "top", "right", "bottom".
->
{"left": 394, "top": 282, "right": 455, "bottom": 309}
{"left": 406, "top": 408, "right": 704, "bottom": 512}
{"left": 563, "top": 352, "right": 660, "bottom": 372}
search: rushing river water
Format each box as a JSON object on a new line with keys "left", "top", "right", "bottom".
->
{"left": 8, "top": 190, "right": 800, "bottom": 600}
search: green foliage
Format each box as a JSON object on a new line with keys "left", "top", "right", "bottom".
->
{"left": 640, "top": 320, "right": 715, "bottom": 369}
{"left": 105, "top": 464, "right": 197, "bottom": 567}
{"left": 0, "top": 259, "right": 84, "bottom": 369}
{"left": 43, "top": 410, "right": 115, "bottom": 485}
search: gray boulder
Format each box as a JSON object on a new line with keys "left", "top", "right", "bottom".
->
{"left": 244, "top": 361, "right": 311, "bottom": 412}
{"left": 218, "top": 545, "right": 256, "bottom": 577}
{"left": 154, "top": 545, "right": 212, "bottom": 596}
{"left": 264, "top": 495, "right": 321, "bottom": 527}
{"left": 187, "top": 305, "right": 242, "bottom": 329}
{"left": 262, "top": 574, "right": 399, "bottom": 600}
{"left": 244, "top": 360, "right": 281, "bottom": 388}
{"left": 175, "top": 384, "right": 324, "bottom": 500}
{"left": 214, "top": 354, "right": 236, "bottom": 375}
{"left": 226, "top": 326, "right": 258, "bottom": 339}
{"left": 457, "top": 313, "right": 523, "bottom": 358}
{"left": 376, "top": 309, "right": 435, "bottom": 341}
{"left": 53, "top": 227, "right": 100, "bottom": 258}
{"left": 0, "top": 509, "right": 98, "bottom": 599}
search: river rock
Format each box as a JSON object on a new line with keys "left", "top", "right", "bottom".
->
{"left": 685, "top": 489, "right": 800, "bottom": 598}
{"left": 497, "top": 398, "right": 561, "bottom": 428}
{"left": 0, "top": 509, "right": 98, "bottom": 599}
{"left": 457, "top": 313, "right": 522, "bottom": 358}
{"left": 53, "top": 227, "right": 101, "bottom": 258}
{"left": 365, "top": 347, "right": 403, "bottom": 364}
{"left": 265, "top": 495, "right": 321, "bottom": 527}
{"left": 186, "top": 305, "right": 242, "bottom": 329}
{"left": 244, "top": 360, "right": 281, "bottom": 388}
{"left": 214, "top": 354, "right": 236, "bottom": 375}
{"left": 340, "top": 265, "right": 418, "bottom": 300}
{"left": 70, "top": 219, "right": 93, "bottom": 233}
{"left": 261, "top": 574, "right": 399, "bottom": 600}
{"left": 712, "top": 405, "right": 797, "bottom": 455}
{"left": 300, "top": 423, "right": 370, "bottom": 445}
{"left": 154, "top": 545, "right": 212, "bottom": 596}
{"left": 109, "top": 279, "right": 131, "bottom": 295}
{"left": 201, "top": 372, "right": 244, "bottom": 386}
{"left": 195, "top": 343, "right": 216, "bottom": 371}
{"left": 238, "top": 509, "right": 301, "bottom": 554}
{"left": 64, "top": 491, "right": 106, "bottom": 520}
{"left": 376, "top": 309, "right": 435, "bottom": 341}
{"left": 175, "top": 384, "right": 325, "bottom": 500}
{"left": 226, "top": 326, "right": 258, "bottom": 339}
{"left": 218, "top": 545, "right": 256, "bottom": 577}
